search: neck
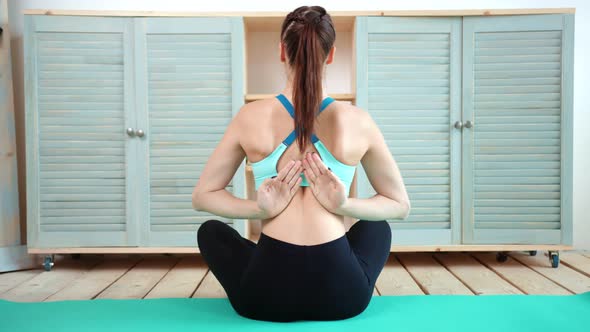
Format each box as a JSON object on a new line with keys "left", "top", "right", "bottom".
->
{"left": 281, "top": 80, "right": 329, "bottom": 101}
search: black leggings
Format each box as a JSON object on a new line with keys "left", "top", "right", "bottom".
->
{"left": 196, "top": 219, "right": 392, "bottom": 322}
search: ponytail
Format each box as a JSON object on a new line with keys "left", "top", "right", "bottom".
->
{"left": 280, "top": 6, "right": 335, "bottom": 153}
{"left": 292, "top": 22, "right": 324, "bottom": 152}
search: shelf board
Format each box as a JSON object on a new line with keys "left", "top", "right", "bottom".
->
{"left": 245, "top": 93, "right": 355, "bottom": 102}
{"left": 24, "top": 8, "right": 576, "bottom": 17}
{"left": 245, "top": 15, "right": 355, "bottom": 32}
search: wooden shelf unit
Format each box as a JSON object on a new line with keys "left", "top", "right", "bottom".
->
{"left": 22, "top": 8, "right": 576, "bottom": 256}
{"left": 244, "top": 13, "right": 357, "bottom": 102}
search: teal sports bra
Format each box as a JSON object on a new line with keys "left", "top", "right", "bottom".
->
{"left": 249, "top": 94, "right": 357, "bottom": 194}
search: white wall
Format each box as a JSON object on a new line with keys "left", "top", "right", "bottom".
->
{"left": 7, "top": 0, "right": 590, "bottom": 249}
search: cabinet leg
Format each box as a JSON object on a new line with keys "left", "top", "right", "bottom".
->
{"left": 43, "top": 255, "right": 55, "bottom": 271}
{"left": 548, "top": 251, "right": 560, "bottom": 268}
{"left": 496, "top": 251, "right": 509, "bottom": 263}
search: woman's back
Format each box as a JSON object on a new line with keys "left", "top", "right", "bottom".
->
{"left": 240, "top": 94, "right": 368, "bottom": 245}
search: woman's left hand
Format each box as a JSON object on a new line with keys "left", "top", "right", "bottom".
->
{"left": 303, "top": 152, "right": 348, "bottom": 214}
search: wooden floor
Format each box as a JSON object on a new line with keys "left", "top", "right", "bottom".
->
{"left": 1, "top": 250, "right": 589, "bottom": 302}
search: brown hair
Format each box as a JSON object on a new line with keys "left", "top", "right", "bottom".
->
{"left": 280, "top": 6, "right": 336, "bottom": 152}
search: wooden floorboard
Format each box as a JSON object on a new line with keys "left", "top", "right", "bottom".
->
{"left": 95, "top": 255, "right": 179, "bottom": 300}
{"left": 396, "top": 253, "right": 473, "bottom": 295}
{"left": 192, "top": 269, "right": 227, "bottom": 298}
{"left": 376, "top": 255, "right": 424, "bottom": 295}
{"left": 0, "top": 256, "right": 103, "bottom": 302}
{"left": 1, "top": 250, "right": 589, "bottom": 302}
{"left": 471, "top": 252, "right": 571, "bottom": 295}
{"left": 509, "top": 252, "right": 590, "bottom": 294}
{"left": 45, "top": 256, "right": 142, "bottom": 301}
{"left": 146, "top": 256, "right": 208, "bottom": 299}
{"left": 434, "top": 252, "right": 523, "bottom": 295}
{"left": 560, "top": 252, "right": 590, "bottom": 277}
{"left": 0, "top": 269, "right": 42, "bottom": 295}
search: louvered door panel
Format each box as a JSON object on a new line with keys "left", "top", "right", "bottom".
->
{"left": 24, "top": 16, "right": 135, "bottom": 247}
{"left": 136, "top": 18, "right": 245, "bottom": 247}
{"left": 462, "top": 14, "right": 574, "bottom": 244}
{"left": 356, "top": 17, "right": 462, "bottom": 245}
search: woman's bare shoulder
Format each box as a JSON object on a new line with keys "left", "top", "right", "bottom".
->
{"left": 233, "top": 97, "right": 277, "bottom": 130}
{"left": 238, "top": 98, "right": 275, "bottom": 118}
{"left": 330, "top": 101, "right": 373, "bottom": 136}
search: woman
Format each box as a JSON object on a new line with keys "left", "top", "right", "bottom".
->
{"left": 192, "top": 5, "right": 410, "bottom": 322}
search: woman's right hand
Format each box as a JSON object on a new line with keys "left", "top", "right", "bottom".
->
{"left": 256, "top": 160, "right": 303, "bottom": 219}
{"left": 302, "top": 152, "right": 348, "bottom": 214}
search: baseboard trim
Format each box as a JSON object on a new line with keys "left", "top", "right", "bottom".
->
{"left": 27, "top": 244, "right": 574, "bottom": 255}
{"left": 0, "top": 245, "right": 39, "bottom": 272}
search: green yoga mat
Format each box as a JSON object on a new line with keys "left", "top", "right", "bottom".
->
{"left": 1, "top": 292, "right": 589, "bottom": 332}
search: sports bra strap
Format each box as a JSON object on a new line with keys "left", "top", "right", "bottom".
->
{"left": 276, "top": 94, "right": 335, "bottom": 120}
{"left": 282, "top": 131, "right": 321, "bottom": 146}
{"left": 276, "top": 94, "right": 295, "bottom": 118}
{"left": 277, "top": 93, "right": 335, "bottom": 147}
{"left": 282, "top": 130, "right": 298, "bottom": 146}
{"left": 319, "top": 96, "right": 335, "bottom": 113}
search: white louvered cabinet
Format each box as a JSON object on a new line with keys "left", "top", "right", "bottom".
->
{"left": 461, "top": 15, "right": 574, "bottom": 246}
{"left": 355, "top": 14, "right": 574, "bottom": 255}
{"left": 136, "top": 17, "right": 245, "bottom": 247}
{"left": 24, "top": 16, "right": 137, "bottom": 248}
{"left": 356, "top": 17, "right": 462, "bottom": 246}
{"left": 24, "top": 15, "right": 245, "bottom": 256}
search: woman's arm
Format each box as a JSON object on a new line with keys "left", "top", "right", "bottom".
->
{"left": 191, "top": 107, "right": 266, "bottom": 220}
{"left": 334, "top": 110, "right": 411, "bottom": 221}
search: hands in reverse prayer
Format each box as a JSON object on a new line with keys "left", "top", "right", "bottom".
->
{"left": 256, "top": 152, "right": 347, "bottom": 219}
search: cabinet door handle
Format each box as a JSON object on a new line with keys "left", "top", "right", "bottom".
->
{"left": 136, "top": 129, "right": 145, "bottom": 137}
{"left": 126, "top": 128, "right": 136, "bottom": 137}
{"left": 454, "top": 121, "right": 463, "bottom": 129}
{"left": 464, "top": 120, "right": 473, "bottom": 129}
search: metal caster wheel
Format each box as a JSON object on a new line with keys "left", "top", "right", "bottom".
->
{"left": 43, "top": 255, "right": 55, "bottom": 271}
{"left": 529, "top": 250, "right": 537, "bottom": 256}
{"left": 496, "top": 252, "right": 509, "bottom": 263}
{"left": 548, "top": 251, "right": 559, "bottom": 268}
